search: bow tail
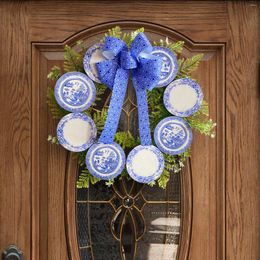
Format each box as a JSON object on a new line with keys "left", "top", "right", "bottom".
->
{"left": 99, "top": 68, "right": 129, "bottom": 144}
{"left": 132, "top": 75, "right": 152, "bottom": 146}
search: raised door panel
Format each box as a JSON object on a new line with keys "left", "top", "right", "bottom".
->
{"left": 32, "top": 21, "right": 225, "bottom": 260}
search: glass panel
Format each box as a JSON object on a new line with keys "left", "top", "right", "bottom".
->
{"left": 76, "top": 75, "right": 181, "bottom": 260}
{"left": 76, "top": 171, "right": 181, "bottom": 260}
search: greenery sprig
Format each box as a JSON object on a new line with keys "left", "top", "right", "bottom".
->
{"left": 47, "top": 26, "right": 216, "bottom": 189}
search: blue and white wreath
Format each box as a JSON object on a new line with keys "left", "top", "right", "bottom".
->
{"left": 47, "top": 27, "right": 216, "bottom": 189}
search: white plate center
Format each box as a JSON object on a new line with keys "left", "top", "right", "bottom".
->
{"left": 132, "top": 149, "right": 159, "bottom": 177}
{"left": 170, "top": 84, "right": 197, "bottom": 112}
{"left": 63, "top": 118, "right": 92, "bottom": 147}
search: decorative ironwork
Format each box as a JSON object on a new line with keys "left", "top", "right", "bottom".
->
{"left": 76, "top": 83, "right": 181, "bottom": 260}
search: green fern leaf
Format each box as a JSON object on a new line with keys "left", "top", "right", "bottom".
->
{"left": 63, "top": 44, "right": 84, "bottom": 72}
{"left": 77, "top": 168, "right": 100, "bottom": 189}
{"left": 47, "top": 66, "right": 61, "bottom": 80}
{"left": 154, "top": 38, "right": 184, "bottom": 54}
{"left": 114, "top": 131, "right": 140, "bottom": 149}
{"left": 177, "top": 54, "right": 204, "bottom": 78}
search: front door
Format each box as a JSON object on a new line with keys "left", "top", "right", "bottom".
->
{"left": 0, "top": 1, "right": 259, "bottom": 259}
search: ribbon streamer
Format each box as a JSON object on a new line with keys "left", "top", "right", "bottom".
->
{"left": 97, "top": 33, "right": 162, "bottom": 145}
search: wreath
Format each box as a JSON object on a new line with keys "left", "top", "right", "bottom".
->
{"left": 47, "top": 26, "right": 216, "bottom": 189}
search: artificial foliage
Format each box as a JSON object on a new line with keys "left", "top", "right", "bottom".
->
{"left": 47, "top": 26, "right": 216, "bottom": 189}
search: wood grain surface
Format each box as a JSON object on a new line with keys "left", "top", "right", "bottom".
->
{"left": 0, "top": 2, "right": 31, "bottom": 259}
{"left": 0, "top": 1, "right": 259, "bottom": 260}
{"left": 226, "top": 2, "right": 260, "bottom": 260}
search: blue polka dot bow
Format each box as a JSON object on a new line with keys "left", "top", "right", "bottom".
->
{"left": 96, "top": 33, "right": 163, "bottom": 146}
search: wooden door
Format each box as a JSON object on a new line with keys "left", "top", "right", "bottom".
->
{"left": 0, "top": 1, "right": 259, "bottom": 259}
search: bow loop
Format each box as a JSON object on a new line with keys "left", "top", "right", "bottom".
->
{"left": 130, "top": 33, "right": 153, "bottom": 61}
{"left": 133, "top": 56, "right": 163, "bottom": 90}
{"left": 97, "top": 33, "right": 162, "bottom": 91}
{"left": 96, "top": 59, "right": 119, "bottom": 89}
{"left": 102, "top": 36, "right": 127, "bottom": 59}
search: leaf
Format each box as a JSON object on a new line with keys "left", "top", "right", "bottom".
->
{"left": 105, "top": 179, "right": 115, "bottom": 187}
{"left": 46, "top": 87, "right": 68, "bottom": 119}
{"left": 114, "top": 131, "right": 140, "bottom": 149}
{"left": 157, "top": 169, "right": 170, "bottom": 189}
{"left": 184, "top": 101, "right": 216, "bottom": 136}
{"left": 47, "top": 66, "right": 61, "bottom": 80}
{"left": 92, "top": 108, "right": 108, "bottom": 134}
{"left": 105, "top": 26, "right": 122, "bottom": 39}
{"left": 177, "top": 53, "right": 204, "bottom": 78}
{"left": 153, "top": 38, "right": 184, "bottom": 55}
{"left": 77, "top": 168, "right": 100, "bottom": 189}
{"left": 63, "top": 44, "right": 84, "bottom": 72}
{"left": 47, "top": 134, "right": 59, "bottom": 145}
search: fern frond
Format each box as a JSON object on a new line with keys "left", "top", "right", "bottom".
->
{"left": 184, "top": 101, "right": 216, "bottom": 136}
{"left": 114, "top": 131, "right": 140, "bottom": 149}
{"left": 92, "top": 108, "right": 108, "bottom": 134}
{"left": 153, "top": 38, "right": 184, "bottom": 55}
{"left": 47, "top": 134, "right": 59, "bottom": 144}
{"left": 47, "top": 66, "right": 61, "bottom": 80}
{"left": 177, "top": 54, "right": 204, "bottom": 78}
{"left": 77, "top": 168, "right": 100, "bottom": 188}
{"left": 105, "top": 26, "right": 122, "bottom": 39}
{"left": 63, "top": 44, "right": 84, "bottom": 72}
{"left": 157, "top": 168, "right": 170, "bottom": 189}
{"left": 46, "top": 87, "right": 68, "bottom": 119}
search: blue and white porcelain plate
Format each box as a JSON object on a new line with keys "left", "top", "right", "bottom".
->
{"left": 164, "top": 78, "right": 203, "bottom": 117}
{"left": 57, "top": 113, "right": 97, "bottom": 152}
{"left": 54, "top": 72, "right": 96, "bottom": 113}
{"left": 83, "top": 43, "right": 106, "bottom": 83}
{"left": 86, "top": 142, "right": 126, "bottom": 180}
{"left": 151, "top": 46, "right": 178, "bottom": 87}
{"left": 126, "top": 145, "right": 164, "bottom": 183}
{"left": 154, "top": 117, "right": 192, "bottom": 155}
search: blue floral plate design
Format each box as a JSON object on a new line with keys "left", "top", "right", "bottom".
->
{"left": 86, "top": 142, "right": 126, "bottom": 180}
{"left": 164, "top": 78, "right": 203, "bottom": 117}
{"left": 151, "top": 46, "right": 178, "bottom": 87}
{"left": 54, "top": 72, "right": 96, "bottom": 113}
{"left": 83, "top": 43, "right": 106, "bottom": 83}
{"left": 57, "top": 113, "right": 97, "bottom": 152}
{"left": 126, "top": 145, "right": 164, "bottom": 183}
{"left": 154, "top": 116, "right": 192, "bottom": 155}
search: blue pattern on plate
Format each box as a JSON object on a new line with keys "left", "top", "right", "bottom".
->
{"left": 57, "top": 113, "right": 97, "bottom": 152}
{"left": 83, "top": 43, "right": 105, "bottom": 83}
{"left": 86, "top": 143, "right": 125, "bottom": 180}
{"left": 154, "top": 117, "right": 192, "bottom": 155}
{"left": 126, "top": 145, "right": 164, "bottom": 183}
{"left": 163, "top": 78, "right": 203, "bottom": 117}
{"left": 151, "top": 46, "right": 178, "bottom": 87}
{"left": 55, "top": 72, "right": 96, "bottom": 112}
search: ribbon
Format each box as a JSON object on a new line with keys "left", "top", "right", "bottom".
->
{"left": 96, "top": 33, "right": 162, "bottom": 145}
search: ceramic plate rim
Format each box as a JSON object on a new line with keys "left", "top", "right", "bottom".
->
{"left": 126, "top": 145, "right": 165, "bottom": 183}
{"left": 154, "top": 116, "right": 193, "bottom": 155}
{"left": 57, "top": 112, "right": 97, "bottom": 152}
{"left": 54, "top": 71, "right": 96, "bottom": 113}
{"left": 152, "top": 46, "right": 178, "bottom": 87}
{"left": 86, "top": 142, "right": 126, "bottom": 180}
{"left": 83, "top": 43, "right": 104, "bottom": 83}
{"left": 163, "top": 78, "right": 203, "bottom": 117}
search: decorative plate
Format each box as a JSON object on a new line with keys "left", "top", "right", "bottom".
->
{"left": 83, "top": 43, "right": 106, "bottom": 83}
{"left": 151, "top": 46, "right": 178, "bottom": 87}
{"left": 54, "top": 71, "right": 96, "bottom": 112}
{"left": 163, "top": 78, "right": 203, "bottom": 117}
{"left": 154, "top": 116, "right": 192, "bottom": 155}
{"left": 86, "top": 142, "right": 126, "bottom": 180}
{"left": 126, "top": 145, "right": 165, "bottom": 183}
{"left": 57, "top": 113, "right": 97, "bottom": 152}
